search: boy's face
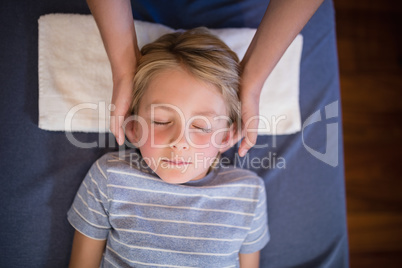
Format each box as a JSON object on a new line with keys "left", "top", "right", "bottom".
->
{"left": 132, "top": 67, "right": 234, "bottom": 184}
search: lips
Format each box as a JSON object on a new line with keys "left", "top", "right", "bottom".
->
{"left": 161, "top": 158, "right": 191, "bottom": 166}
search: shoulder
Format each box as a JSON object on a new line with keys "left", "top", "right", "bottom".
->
{"left": 208, "top": 165, "right": 266, "bottom": 202}
{"left": 215, "top": 165, "right": 265, "bottom": 187}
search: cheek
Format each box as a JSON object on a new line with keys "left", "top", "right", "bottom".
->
{"left": 188, "top": 128, "right": 228, "bottom": 147}
{"left": 187, "top": 133, "right": 211, "bottom": 147}
{"left": 138, "top": 135, "right": 153, "bottom": 157}
{"left": 151, "top": 127, "right": 172, "bottom": 146}
{"left": 141, "top": 130, "right": 163, "bottom": 151}
{"left": 188, "top": 133, "right": 223, "bottom": 156}
{"left": 138, "top": 135, "right": 162, "bottom": 169}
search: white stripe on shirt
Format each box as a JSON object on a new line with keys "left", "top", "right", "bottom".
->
{"left": 110, "top": 199, "right": 255, "bottom": 216}
{"left": 110, "top": 233, "right": 240, "bottom": 256}
{"left": 113, "top": 228, "right": 245, "bottom": 242}
{"left": 105, "top": 246, "right": 196, "bottom": 268}
{"left": 109, "top": 213, "right": 250, "bottom": 230}
{"left": 107, "top": 184, "right": 258, "bottom": 202}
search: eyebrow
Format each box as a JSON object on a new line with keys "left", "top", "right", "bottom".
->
{"left": 147, "top": 103, "right": 220, "bottom": 118}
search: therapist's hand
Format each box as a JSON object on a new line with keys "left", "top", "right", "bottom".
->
{"left": 110, "top": 73, "right": 135, "bottom": 145}
{"left": 237, "top": 83, "right": 261, "bottom": 157}
{"left": 86, "top": 0, "right": 139, "bottom": 146}
{"left": 235, "top": 0, "right": 324, "bottom": 156}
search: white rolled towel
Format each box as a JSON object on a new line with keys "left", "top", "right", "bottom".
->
{"left": 38, "top": 14, "right": 302, "bottom": 135}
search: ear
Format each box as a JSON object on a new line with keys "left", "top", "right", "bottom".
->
{"left": 218, "top": 124, "right": 237, "bottom": 153}
{"left": 125, "top": 118, "right": 141, "bottom": 146}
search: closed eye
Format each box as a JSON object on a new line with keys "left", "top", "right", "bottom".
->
{"left": 193, "top": 125, "right": 212, "bottom": 133}
{"left": 152, "top": 121, "right": 171, "bottom": 125}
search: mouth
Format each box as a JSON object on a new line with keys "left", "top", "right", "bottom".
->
{"left": 161, "top": 158, "right": 192, "bottom": 166}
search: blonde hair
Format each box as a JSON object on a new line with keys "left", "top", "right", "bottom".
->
{"left": 130, "top": 28, "right": 241, "bottom": 125}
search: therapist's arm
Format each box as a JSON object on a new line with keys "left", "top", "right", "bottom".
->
{"left": 86, "top": 0, "right": 140, "bottom": 145}
{"left": 238, "top": 0, "right": 324, "bottom": 156}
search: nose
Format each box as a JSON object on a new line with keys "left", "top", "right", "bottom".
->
{"left": 169, "top": 127, "right": 189, "bottom": 151}
{"left": 170, "top": 142, "right": 189, "bottom": 151}
{"left": 170, "top": 136, "right": 189, "bottom": 151}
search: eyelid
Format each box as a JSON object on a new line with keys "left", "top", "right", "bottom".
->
{"left": 192, "top": 125, "right": 212, "bottom": 133}
{"left": 152, "top": 120, "right": 171, "bottom": 125}
{"left": 152, "top": 120, "right": 212, "bottom": 132}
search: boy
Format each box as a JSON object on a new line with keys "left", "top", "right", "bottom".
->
{"left": 68, "top": 28, "right": 269, "bottom": 267}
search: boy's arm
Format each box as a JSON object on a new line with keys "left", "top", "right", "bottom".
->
{"left": 69, "top": 231, "right": 106, "bottom": 268}
{"left": 238, "top": 0, "right": 324, "bottom": 156}
{"left": 239, "top": 251, "right": 260, "bottom": 268}
{"left": 86, "top": 0, "right": 140, "bottom": 145}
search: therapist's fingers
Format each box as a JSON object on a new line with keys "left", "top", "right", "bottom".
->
{"left": 238, "top": 115, "right": 259, "bottom": 157}
{"left": 110, "top": 78, "right": 133, "bottom": 145}
{"left": 238, "top": 92, "right": 260, "bottom": 157}
{"left": 110, "top": 110, "right": 126, "bottom": 146}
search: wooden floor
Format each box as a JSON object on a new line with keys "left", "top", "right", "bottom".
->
{"left": 334, "top": 0, "right": 402, "bottom": 267}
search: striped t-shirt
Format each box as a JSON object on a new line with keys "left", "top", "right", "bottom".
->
{"left": 67, "top": 150, "right": 269, "bottom": 267}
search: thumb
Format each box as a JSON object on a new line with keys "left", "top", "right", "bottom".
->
{"left": 238, "top": 115, "right": 259, "bottom": 157}
{"left": 110, "top": 108, "right": 127, "bottom": 145}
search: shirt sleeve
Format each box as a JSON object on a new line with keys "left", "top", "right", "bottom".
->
{"left": 67, "top": 157, "right": 111, "bottom": 240}
{"left": 240, "top": 180, "right": 270, "bottom": 254}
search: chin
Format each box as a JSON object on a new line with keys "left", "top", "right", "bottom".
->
{"left": 155, "top": 168, "right": 205, "bottom": 184}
